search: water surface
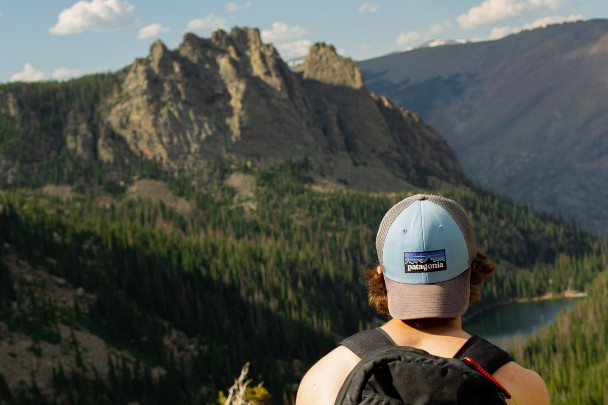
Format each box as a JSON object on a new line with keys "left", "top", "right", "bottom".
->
{"left": 464, "top": 298, "right": 583, "bottom": 350}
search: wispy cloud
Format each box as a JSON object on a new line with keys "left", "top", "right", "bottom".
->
{"left": 11, "top": 63, "right": 45, "bottom": 82}
{"left": 359, "top": 3, "right": 379, "bottom": 13}
{"left": 396, "top": 21, "right": 451, "bottom": 47}
{"left": 50, "top": 0, "right": 136, "bottom": 35}
{"left": 429, "top": 21, "right": 452, "bottom": 36}
{"left": 490, "top": 25, "right": 518, "bottom": 39}
{"left": 52, "top": 67, "right": 83, "bottom": 81}
{"left": 261, "top": 22, "right": 310, "bottom": 59}
{"left": 226, "top": 1, "right": 252, "bottom": 13}
{"left": 490, "top": 13, "right": 582, "bottom": 39}
{"left": 276, "top": 39, "right": 313, "bottom": 60}
{"left": 396, "top": 31, "right": 422, "bottom": 46}
{"left": 261, "top": 22, "right": 307, "bottom": 43}
{"left": 137, "top": 23, "right": 170, "bottom": 40}
{"left": 458, "top": 0, "right": 564, "bottom": 29}
{"left": 523, "top": 14, "right": 582, "bottom": 29}
{"left": 185, "top": 14, "right": 230, "bottom": 33}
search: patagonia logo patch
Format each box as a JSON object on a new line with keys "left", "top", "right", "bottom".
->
{"left": 404, "top": 250, "right": 447, "bottom": 273}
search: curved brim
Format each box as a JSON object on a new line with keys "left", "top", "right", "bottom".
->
{"left": 384, "top": 268, "right": 471, "bottom": 320}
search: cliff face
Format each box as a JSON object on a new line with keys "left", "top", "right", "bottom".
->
{"left": 0, "top": 27, "right": 469, "bottom": 191}
{"left": 101, "top": 27, "right": 467, "bottom": 190}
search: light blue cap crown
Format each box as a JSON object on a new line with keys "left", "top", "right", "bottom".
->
{"left": 378, "top": 194, "right": 475, "bottom": 285}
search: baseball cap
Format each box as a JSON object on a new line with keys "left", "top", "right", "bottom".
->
{"left": 376, "top": 194, "right": 477, "bottom": 320}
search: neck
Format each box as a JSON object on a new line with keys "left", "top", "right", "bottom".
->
{"left": 381, "top": 316, "right": 471, "bottom": 356}
{"left": 393, "top": 317, "right": 464, "bottom": 336}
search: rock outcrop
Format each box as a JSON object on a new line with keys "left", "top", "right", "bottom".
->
{"left": 0, "top": 27, "right": 469, "bottom": 191}
{"left": 102, "top": 27, "right": 468, "bottom": 190}
{"left": 293, "top": 43, "right": 364, "bottom": 89}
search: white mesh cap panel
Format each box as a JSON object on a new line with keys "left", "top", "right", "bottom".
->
{"left": 375, "top": 197, "right": 417, "bottom": 265}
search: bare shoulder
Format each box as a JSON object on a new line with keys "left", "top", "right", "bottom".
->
{"left": 493, "top": 361, "right": 550, "bottom": 405}
{"left": 295, "top": 346, "right": 360, "bottom": 405}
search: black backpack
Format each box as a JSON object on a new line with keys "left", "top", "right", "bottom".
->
{"left": 335, "top": 328, "right": 513, "bottom": 405}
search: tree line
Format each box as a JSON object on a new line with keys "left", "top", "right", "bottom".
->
{"left": 0, "top": 161, "right": 605, "bottom": 403}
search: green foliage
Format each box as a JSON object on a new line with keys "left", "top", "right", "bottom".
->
{"left": 0, "top": 373, "right": 12, "bottom": 402}
{"left": 0, "top": 162, "right": 605, "bottom": 403}
{"left": 216, "top": 362, "right": 271, "bottom": 405}
{"left": 0, "top": 251, "right": 16, "bottom": 310}
{"left": 246, "top": 385, "right": 272, "bottom": 404}
{"left": 514, "top": 253, "right": 608, "bottom": 404}
{"left": 0, "top": 74, "right": 129, "bottom": 192}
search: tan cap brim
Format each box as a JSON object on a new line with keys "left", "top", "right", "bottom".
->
{"left": 384, "top": 268, "right": 471, "bottom": 320}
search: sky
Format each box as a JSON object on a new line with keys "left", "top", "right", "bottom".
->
{"left": 1, "top": 0, "right": 607, "bottom": 83}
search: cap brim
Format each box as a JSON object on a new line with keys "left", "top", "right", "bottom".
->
{"left": 384, "top": 268, "right": 471, "bottom": 320}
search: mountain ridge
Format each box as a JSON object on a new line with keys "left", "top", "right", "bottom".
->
{"left": 360, "top": 19, "right": 608, "bottom": 235}
{"left": 0, "top": 27, "right": 469, "bottom": 193}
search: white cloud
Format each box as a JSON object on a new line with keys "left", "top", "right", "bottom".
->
{"left": 529, "top": 0, "right": 563, "bottom": 9}
{"left": 490, "top": 14, "right": 583, "bottom": 39}
{"left": 523, "top": 14, "right": 583, "bottom": 29}
{"left": 50, "top": 0, "right": 136, "bottom": 35}
{"left": 261, "top": 22, "right": 307, "bottom": 43}
{"left": 395, "top": 20, "right": 452, "bottom": 48}
{"left": 185, "top": 14, "right": 229, "bottom": 33}
{"left": 396, "top": 31, "right": 422, "bottom": 46}
{"left": 458, "top": 0, "right": 565, "bottom": 29}
{"left": 261, "top": 22, "right": 310, "bottom": 58}
{"left": 10, "top": 64, "right": 45, "bottom": 82}
{"left": 359, "top": 3, "right": 378, "bottom": 13}
{"left": 275, "top": 39, "right": 313, "bottom": 59}
{"left": 428, "top": 21, "right": 452, "bottom": 36}
{"left": 458, "top": 0, "right": 526, "bottom": 29}
{"left": 226, "top": 1, "right": 252, "bottom": 12}
{"left": 490, "top": 25, "right": 518, "bottom": 39}
{"left": 137, "top": 23, "right": 170, "bottom": 40}
{"left": 52, "top": 67, "right": 83, "bottom": 81}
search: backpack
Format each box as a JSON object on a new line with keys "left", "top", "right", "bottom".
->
{"left": 335, "top": 328, "right": 513, "bottom": 405}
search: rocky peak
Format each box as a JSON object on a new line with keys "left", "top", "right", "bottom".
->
{"left": 294, "top": 43, "right": 364, "bottom": 89}
{"left": 212, "top": 27, "right": 290, "bottom": 92}
{"left": 177, "top": 33, "right": 215, "bottom": 65}
{"left": 227, "top": 27, "right": 264, "bottom": 54}
{"left": 97, "top": 27, "right": 469, "bottom": 190}
{"left": 210, "top": 29, "right": 230, "bottom": 49}
{"left": 148, "top": 39, "right": 173, "bottom": 75}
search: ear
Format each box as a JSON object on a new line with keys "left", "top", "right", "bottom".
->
{"left": 376, "top": 265, "right": 383, "bottom": 275}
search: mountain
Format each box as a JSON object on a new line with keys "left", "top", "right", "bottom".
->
{"left": 359, "top": 19, "right": 608, "bottom": 236}
{"left": 1, "top": 26, "right": 607, "bottom": 405}
{"left": 0, "top": 28, "right": 468, "bottom": 192}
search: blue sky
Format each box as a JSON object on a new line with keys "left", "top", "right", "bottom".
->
{"left": 1, "top": 0, "right": 607, "bottom": 83}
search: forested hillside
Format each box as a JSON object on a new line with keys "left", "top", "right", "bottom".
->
{"left": 515, "top": 258, "right": 608, "bottom": 404}
{"left": 0, "top": 161, "right": 604, "bottom": 404}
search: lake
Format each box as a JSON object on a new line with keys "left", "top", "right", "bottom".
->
{"left": 463, "top": 298, "right": 584, "bottom": 350}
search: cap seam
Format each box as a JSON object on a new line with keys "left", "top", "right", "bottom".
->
{"left": 419, "top": 201, "right": 425, "bottom": 251}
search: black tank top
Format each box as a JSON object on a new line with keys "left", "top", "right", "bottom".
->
{"left": 340, "top": 327, "right": 513, "bottom": 374}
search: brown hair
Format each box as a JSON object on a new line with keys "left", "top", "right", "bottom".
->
{"left": 363, "top": 249, "right": 496, "bottom": 316}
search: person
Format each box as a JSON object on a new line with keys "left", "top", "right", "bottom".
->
{"left": 296, "top": 193, "right": 549, "bottom": 405}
